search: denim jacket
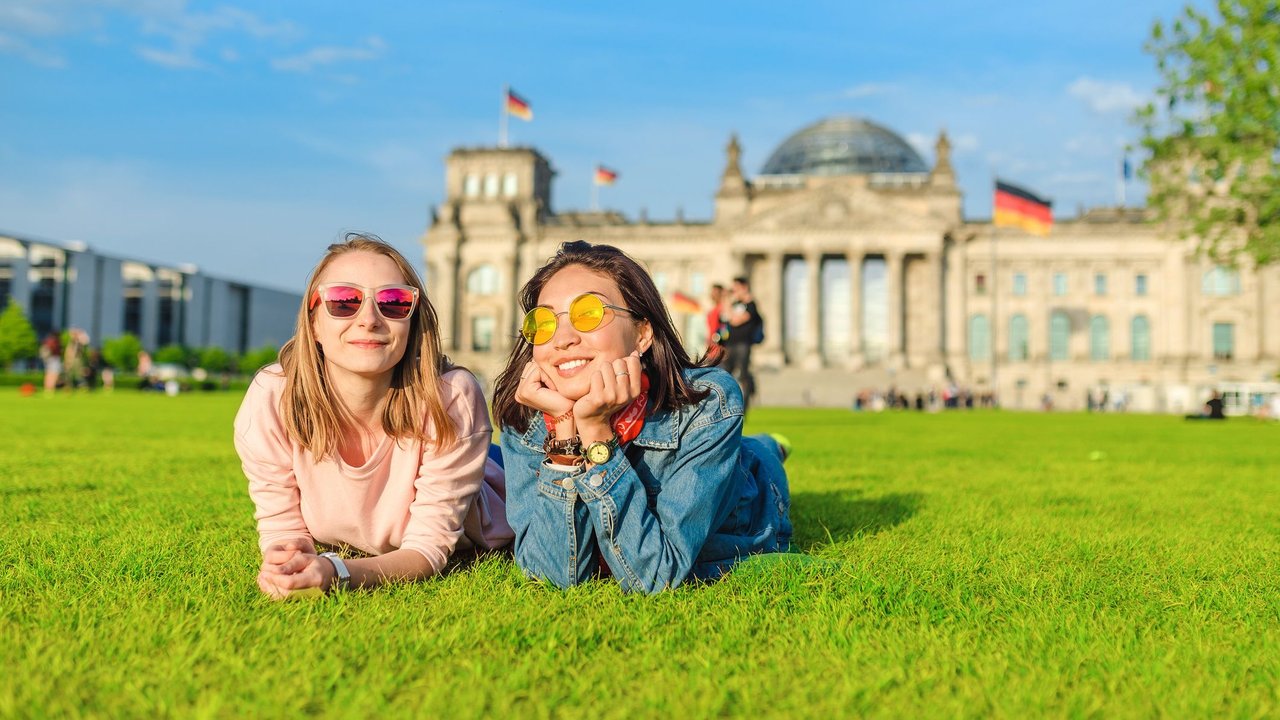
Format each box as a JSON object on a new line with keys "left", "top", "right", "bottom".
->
{"left": 500, "top": 366, "right": 792, "bottom": 593}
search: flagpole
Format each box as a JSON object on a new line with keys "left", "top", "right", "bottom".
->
{"left": 590, "top": 172, "right": 599, "bottom": 211}
{"left": 499, "top": 84, "right": 508, "bottom": 148}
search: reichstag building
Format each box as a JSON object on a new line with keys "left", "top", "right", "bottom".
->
{"left": 422, "top": 117, "right": 1280, "bottom": 413}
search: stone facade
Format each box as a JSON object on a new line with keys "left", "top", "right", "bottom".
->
{"left": 421, "top": 119, "right": 1280, "bottom": 413}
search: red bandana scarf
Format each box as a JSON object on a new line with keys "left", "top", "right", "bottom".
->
{"left": 543, "top": 371, "right": 650, "bottom": 444}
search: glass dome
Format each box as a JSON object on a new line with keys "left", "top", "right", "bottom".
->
{"left": 760, "top": 117, "right": 928, "bottom": 176}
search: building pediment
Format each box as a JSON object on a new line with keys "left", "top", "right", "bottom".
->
{"left": 738, "top": 184, "right": 948, "bottom": 233}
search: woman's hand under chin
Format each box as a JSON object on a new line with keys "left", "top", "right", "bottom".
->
{"left": 574, "top": 351, "right": 643, "bottom": 444}
{"left": 513, "top": 361, "right": 574, "bottom": 417}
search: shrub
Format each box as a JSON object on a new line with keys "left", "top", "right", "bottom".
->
{"left": 102, "top": 334, "right": 143, "bottom": 372}
{"left": 238, "top": 345, "right": 279, "bottom": 375}
{"left": 0, "top": 299, "right": 39, "bottom": 370}
{"left": 196, "top": 346, "right": 236, "bottom": 373}
{"left": 154, "top": 344, "right": 193, "bottom": 367}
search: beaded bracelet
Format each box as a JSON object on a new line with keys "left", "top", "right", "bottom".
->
{"left": 544, "top": 435, "right": 582, "bottom": 456}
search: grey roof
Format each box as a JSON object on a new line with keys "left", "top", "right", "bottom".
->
{"left": 760, "top": 116, "right": 928, "bottom": 176}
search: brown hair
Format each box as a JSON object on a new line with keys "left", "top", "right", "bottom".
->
{"left": 275, "top": 233, "right": 457, "bottom": 457}
{"left": 492, "top": 240, "right": 713, "bottom": 433}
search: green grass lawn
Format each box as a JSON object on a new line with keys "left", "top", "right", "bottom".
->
{"left": 3, "top": 390, "right": 1278, "bottom": 718}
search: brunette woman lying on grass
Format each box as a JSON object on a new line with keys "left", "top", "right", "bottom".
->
{"left": 492, "top": 240, "right": 792, "bottom": 593}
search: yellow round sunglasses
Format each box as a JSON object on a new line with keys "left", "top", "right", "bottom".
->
{"left": 520, "top": 293, "right": 641, "bottom": 345}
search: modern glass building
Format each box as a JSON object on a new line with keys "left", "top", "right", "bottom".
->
{"left": 0, "top": 232, "right": 299, "bottom": 354}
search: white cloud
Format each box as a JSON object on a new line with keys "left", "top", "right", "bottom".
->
{"left": 1067, "top": 77, "right": 1146, "bottom": 115}
{"left": 0, "top": 0, "right": 298, "bottom": 69}
{"left": 135, "top": 45, "right": 202, "bottom": 69}
{"left": 842, "top": 82, "right": 896, "bottom": 99}
{"left": 906, "top": 132, "right": 930, "bottom": 157}
{"left": 136, "top": 5, "right": 297, "bottom": 70}
{"left": 0, "top": 1, "right": 71, "bottom": 35}
{"left": 1046, "top": 171, "right": 1106, "bottom": 186}
{"left": 952, "top": 133, "right": 979, "bottom": 152}
{"left": 271, "top": 36, "right": 386, "bottom": 73}
{"left": 0, "top": 30, "right": 66, "bottom": 67}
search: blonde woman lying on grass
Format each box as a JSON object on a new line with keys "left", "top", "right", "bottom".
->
{"left": 234, "top": 234, "right": 511, "bottom": 599}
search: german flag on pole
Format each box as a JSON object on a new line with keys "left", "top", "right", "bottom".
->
{"left": 669, "top": 291, "right": 700, "bottom": 314}
{"left": 994, "top": 180, "right": 1052, "bottom": 236}
{"left": 594, "top": 165, "right": 618, "bottom": 186}
{"left": 505, "top": 88, "right": 532, "bottom": 121}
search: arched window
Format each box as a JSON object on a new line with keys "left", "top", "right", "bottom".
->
{"left": 1089, "top": 315, "right": 1110, "bottom": 361}
{"left": 968, "top": 313, "right": 990, "bottom": 361}
{"left": 483, "top": 173, "right": 499, "bottom": 197}
{"left": 1049, "top": 311, "right": 1070, "bottom": 361}
{"left": 502, "top": 172, "right": 518, "bottom": 197}
{"left": 1131, "top": 315, "right": 1151, "bottom": 361}
{"left": 466, "top": 265, "right": 499, "bottom": 296}
{"left": 463, "top": 174, "right": 480, "bottom": 197}
{"left": 1008, "top": 314, "right": 1029, "bottom": 361}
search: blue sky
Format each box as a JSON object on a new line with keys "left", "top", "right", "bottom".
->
{"left": 1, "top": 1, "right": 1191, "bottom": 290}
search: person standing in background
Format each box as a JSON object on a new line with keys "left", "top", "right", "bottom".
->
{"left": 723, "top": 276, "right": 761, "bottom": 410}
{"left": 705, "top": 284, "right": 728, "bottom": 364}
{"left": 40, "top": 332, "right": 62, "bottom": 394}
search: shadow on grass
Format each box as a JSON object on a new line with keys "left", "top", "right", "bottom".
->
{"left": 790, "top": 490, "right": 923, "bottom": 546}
{"left": 0, "top": 481, "right": 99, "bottom": 497}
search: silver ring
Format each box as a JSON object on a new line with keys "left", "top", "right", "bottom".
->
{"left": 615, "top": 371, "right": 629, "bottom": 377}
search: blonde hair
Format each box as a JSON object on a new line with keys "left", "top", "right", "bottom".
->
{"left": 276, "top": 233, "right": 457, "bottom": 458}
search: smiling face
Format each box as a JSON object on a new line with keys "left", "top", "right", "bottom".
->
{"left": 310, "top": 250, "right": 412, "bottom": 386}
{"left": 531, "top": 264, "right": 652, "bottom": 401}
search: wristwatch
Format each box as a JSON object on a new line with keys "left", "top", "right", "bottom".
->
{"left": 319, "top": 551, "right": 350, "bottom": 592}
{"left": 584, "top": 435, "right": 619, "bottom": 465}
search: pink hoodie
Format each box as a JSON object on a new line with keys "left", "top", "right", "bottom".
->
{"left": 234, "top": 365, "right": 512, "bottom": 573}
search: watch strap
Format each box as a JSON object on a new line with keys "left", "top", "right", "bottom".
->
{"left": 319, "top": 551, "right": 350, "bottom": 592}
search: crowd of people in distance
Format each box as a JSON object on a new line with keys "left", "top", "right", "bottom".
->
{"left": 852, "top": 385, "right": 997, "bottom": 412}
{"left": 38, "top": 328, "right": 112, "bottom": 394}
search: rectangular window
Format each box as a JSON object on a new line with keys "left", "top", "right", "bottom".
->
{"left": 1135, "top": 273, "right": 1148, "bottom": 296}
{"left": 1203, "top": 267, "right": 1241, "bottom": 296}
{"left": 974, "top": 273, "right": 987, "bottom": 296}
{"left": 1053, "top": 272, "right": 1067, "bottom": 296}
{"left": 1212, "top": 322, "right": 1234, "bottom": 360}
{"left": 1094, "top": 273, "right": 1107, "bottom": 296}
{"left": 689, "top": 272, "right": 705, "bottom": 297}
{"left": 471, "top": 315, "right": 495, "bottom": 352}
{"left": 1012, "top": 272, "right": 1027, "bottom": 297}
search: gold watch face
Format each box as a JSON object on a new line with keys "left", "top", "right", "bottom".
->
{"left": 586, "top": 442, "right": 612, "bottom": 464}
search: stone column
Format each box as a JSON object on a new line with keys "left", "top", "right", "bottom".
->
{"left": 848, "top": 251, "right": 863, "bottom": 370}
{"left": 498, "top": 253, "right": 517, "bottom": 353}
{"left": 803, "top": 251, "right": 822, "bottom": 369}
{"left": 433, "top": 249, "right": 458, "bottom": 352}
{"left": 943, "top": 239, "right": 966, "bottom": 370}
{"left": 759, "top": 252, "right": 785, "bottom": 368}
{"left": 885, "top": 251, "right": 903, "bottom": 366}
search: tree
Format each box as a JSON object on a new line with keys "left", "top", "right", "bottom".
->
{"left": 238, "top": 344, "right": 279, "bottom": 375}
{"left": 154, "top": 344, "right": 193, "bottom": 367}
{"left": 196, "top": 346, "right": 236, "bottom": 373}
{"left": 1137, "top": 0, "right": 1280, "bottom": 266}
{"left": 0, "top": 299, "right": 39, "bottom": 369}
{"left": 102, "top": 334, "right": 143, "bottom": 372}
